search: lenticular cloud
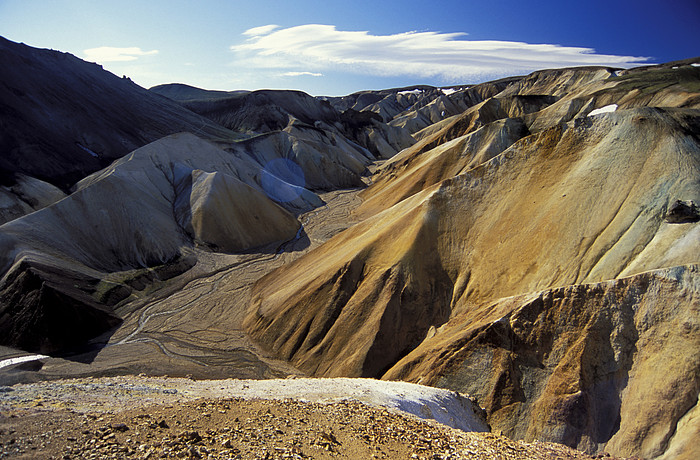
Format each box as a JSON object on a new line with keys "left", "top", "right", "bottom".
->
{"left": 84, "top": 46, "right": 159, "bottom": 63}
{"left": 232, "top": 24, "right": 648, "bottom": 82}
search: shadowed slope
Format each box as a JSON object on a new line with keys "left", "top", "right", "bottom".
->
{"left": 154, "top": 86, "right": 416, "bottom": 160}
{"left": 0, "top": 37, "right": 236, "bottom": 191}
{"left": 0, "top": 175, "right": 67, "bottom": 225}
{"left": 0, "top": 133, "right": 302, "bottom": 354}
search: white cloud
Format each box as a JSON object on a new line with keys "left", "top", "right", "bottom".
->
{"left": 281, "top": 71, "right": 323, "bottom": 77}
{"left": 83, "top": 46, "right": 159, "bottom": 63}
{"left": 231, "top": 24, "right": 649, "bottom": 82}
{"left": 242, "top": 24, "right": 280, "bottom": 37}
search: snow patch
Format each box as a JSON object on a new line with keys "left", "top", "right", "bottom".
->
{"left": 78, "top": 144, "right": 99, "bottom": 158}
{"left": 692, "top": 63, "right": 700, "bottom": 67}
{"left": 0, "top": 354, "right": 49, "bottom": 370}
{"left": 397, "top": 89, "right": 423, "bottom": 96}
{"left": 440, "top": 88, "right": 460, "bottom": 96}
{"left": 227, "top": 378, "right": 489, "bottom": 432}
{"left": 588, "top": 104, "right": 618, "bottom": 117}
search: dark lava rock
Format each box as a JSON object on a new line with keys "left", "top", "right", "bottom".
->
{"left": 0, "top": 260, "right": 121, "bottom": 354}
{"left": 665, "top": 200, "right": 700, "bottom": 223}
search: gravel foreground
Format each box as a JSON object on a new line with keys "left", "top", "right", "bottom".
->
{"left": 0, "top": 376, "right": 629, "bottom": 459}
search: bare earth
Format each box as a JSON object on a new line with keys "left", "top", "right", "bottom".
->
{"left": 0, "top": 376, "right": 612, "bottom": 460}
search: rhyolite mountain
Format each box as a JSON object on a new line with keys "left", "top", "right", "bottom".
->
{"left": 244, "top": 61, "right": 700, "bottom": 459}
{"left": 1, "top": 36, "right": 699, "bottom": 460}
{"left": 150, "top": 84, "right": 416, "bottom": 159}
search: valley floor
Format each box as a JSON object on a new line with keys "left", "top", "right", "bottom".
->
{"left": 1, "top": 187, "right": 365, "bottom": 384}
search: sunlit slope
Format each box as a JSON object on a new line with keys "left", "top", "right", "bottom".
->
{"left": 360, "top": 63, "right": 700, "bottom": 219}
{"left": 245, "top": 107, "right": 700, "bottom": 380}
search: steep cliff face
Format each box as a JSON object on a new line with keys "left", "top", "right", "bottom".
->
{"left": 0, "top": 259, "right": 122, "bottom": 354}
{"left": 385, "top": 265, "right": 700, "bottom": 459}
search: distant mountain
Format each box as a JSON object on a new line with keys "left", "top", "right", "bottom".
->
{"left": 149, "top": 83, "right": 250, "bottom": 102}
{"left": 152, "top": 84, "right": 417, "bottom": 160}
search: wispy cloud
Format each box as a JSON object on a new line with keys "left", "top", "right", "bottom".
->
{"left": 232, "top": 24, "right": 649, "bottom": 82}
{"left": 281, "top": 71, "right": 323, "bottom": 77}
{"left": 83, "top": 46, "right": 159, "bottom": 63}
{"left": 242, "top": 24, "right": 279, "bottom": 37}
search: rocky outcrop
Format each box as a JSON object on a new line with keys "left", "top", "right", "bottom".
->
{"left": 665, "top": 200, "right": 700, "bottom": 223}
{"left": 0, "top": 259, "right": 122, "bottom": 354}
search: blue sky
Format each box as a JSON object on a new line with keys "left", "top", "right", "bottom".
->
{"left": 1, "top": 0, "right": 698, "bottom": 96}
